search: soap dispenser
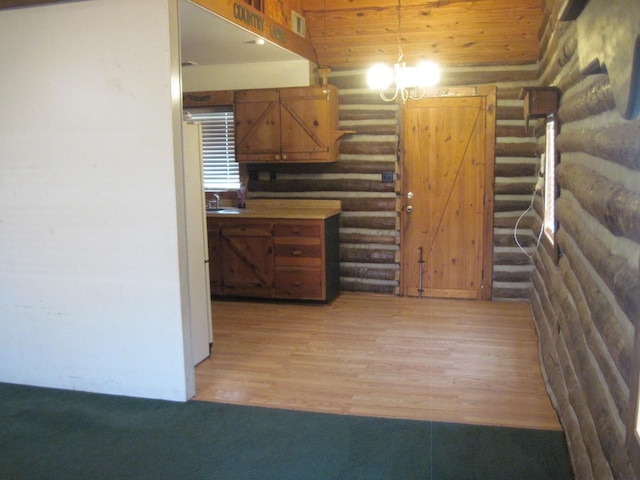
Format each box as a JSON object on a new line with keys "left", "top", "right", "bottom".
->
{"left": 237, "top": 183, "right": 246, "bottom": 208}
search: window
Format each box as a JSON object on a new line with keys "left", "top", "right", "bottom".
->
{"left": 185, "top": 107, "right": 239, "bottom": 191}
{"left": 543, "top": 114, "right": 557, "bottom": 246}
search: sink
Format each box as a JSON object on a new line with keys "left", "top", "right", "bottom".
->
{"left": 206, "top": 208, "right": 240, "bottom": 214}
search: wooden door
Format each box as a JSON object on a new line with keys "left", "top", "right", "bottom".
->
{"left": 401, "top": 87, "right": 496, "bottom": 300}
{"left": 220, "top": 222, "right": 274, "bottom": 298}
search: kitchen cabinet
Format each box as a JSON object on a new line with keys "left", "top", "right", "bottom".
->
{"left": 206, "top": 200, "right": 341, "bottom": 302}
{"left": 234, "top": 85, "right": 349, "bottom": 163}
{"left": 220, "top": 222, "right": 274, "bottom": 298}
{"left": 283, "top": 214, "right": 340, "bottom": 302}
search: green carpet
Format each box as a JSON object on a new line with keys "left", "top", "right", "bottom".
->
{"left": 0, "top": 382, "right": 572, "bottom": 479}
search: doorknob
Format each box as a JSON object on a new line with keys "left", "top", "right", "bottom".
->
{"left": 406, "top": 205, "right": 414, "bottom": 213}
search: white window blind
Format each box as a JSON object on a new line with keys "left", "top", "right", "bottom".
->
{"left": 185, "top": 107, "right": 239, "bottom": 191}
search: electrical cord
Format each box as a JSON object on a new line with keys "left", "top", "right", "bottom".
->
{"left": 514, "top": 186, "right": 544, "bottom": 259}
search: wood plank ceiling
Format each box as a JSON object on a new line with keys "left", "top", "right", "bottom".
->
{"left": 300, "top": 0, "right": 545, "bottom": 69}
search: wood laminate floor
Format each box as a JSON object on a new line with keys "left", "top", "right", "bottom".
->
{"left": 194, "top": 292, "right": 561, "bottom": 431}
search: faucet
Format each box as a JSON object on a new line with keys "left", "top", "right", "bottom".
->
{"left": 207, "top": 194, "right": 221, "bottom": 210}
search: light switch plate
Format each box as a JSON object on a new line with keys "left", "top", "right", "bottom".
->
{"left": 381, "top": 171, "right": 394, "bottom": 183}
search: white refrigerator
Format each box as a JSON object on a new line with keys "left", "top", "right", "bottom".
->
{"left": 183, "top": 122, "right": 213, "bottom": 365}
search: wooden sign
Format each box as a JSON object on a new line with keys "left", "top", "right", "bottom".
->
{"left": 577, "top": 0, "right": 640, "bottom": 119}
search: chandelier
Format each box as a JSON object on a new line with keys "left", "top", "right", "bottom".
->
{"left": 366, "top": 0, "right": 440, "bottom": 102}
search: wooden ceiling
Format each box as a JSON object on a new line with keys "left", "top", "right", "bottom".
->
{"left": 300, "top": 0, "right": 545, "bottom": 69}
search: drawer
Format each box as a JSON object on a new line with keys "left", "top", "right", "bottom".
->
{"left": 274, "top": 223, "right": 321, "bottom": 238}
{"left": 275, "top": 268, "right": 323, "bottom": 300}
{"left": 221, "top": 223, "right": 272, "bottom": 237}
{"left": 274, "top": 243, "right": 322, "bottom": 267}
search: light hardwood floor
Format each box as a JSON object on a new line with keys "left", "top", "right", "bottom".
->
{"left": 194, "top": 292, "right": 561, "bottom": 431}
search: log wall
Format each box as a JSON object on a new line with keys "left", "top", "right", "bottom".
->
{"left": 247, "top": 64, "right": 541, "bottom": 299}
{"left": 530, "top": 1, "right": 640, "bottom": 478}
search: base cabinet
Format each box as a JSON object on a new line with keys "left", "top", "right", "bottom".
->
{"left": 220, "top": 223, "right": 274, "bottom": 298}
{"left": 207, "top": 215, "right": 339, "bottom": 302}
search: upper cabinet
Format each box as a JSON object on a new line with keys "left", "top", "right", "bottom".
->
{"left": 234, "top": 85, "right": 350, "bottom": 163}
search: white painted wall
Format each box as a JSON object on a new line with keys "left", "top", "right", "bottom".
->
{"left": 0, "top": 0, "right": 193, "bottom": 401}
{"left": 182, "top": 59, "right": 314, "bottom": 91}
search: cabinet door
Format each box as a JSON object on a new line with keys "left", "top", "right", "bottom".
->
{"left": 234, "top": 89, "right": 281, "bottom": 162}
{"left": 220, "top": 223, "right": 274, "bottom": 297}
{"left": 280, "top": 86, "right": 334, "bottom": 162}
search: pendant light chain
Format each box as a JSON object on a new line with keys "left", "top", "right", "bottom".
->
{"left": 366, "top": 0, "right": 441, "bottom": 102}
{"left": 397, "top": 0, "right": 403, "bottom": 63}
{"left": 323, "top": 0, "right": 327, "bottom": 55}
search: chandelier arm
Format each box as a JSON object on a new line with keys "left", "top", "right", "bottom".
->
{"left": 409, "top": 87, "right": 428, "bottom": 101}
{"left": 380, "top": 88, "right": 399, "bottom": 102}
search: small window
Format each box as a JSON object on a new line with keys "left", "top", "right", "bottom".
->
{"left": 543, "top": 115, "right": 557, "bottom": 246}
{"left": 185, "top": 107, "right": 239, "bottom": 191}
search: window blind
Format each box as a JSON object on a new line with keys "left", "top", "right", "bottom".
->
{"left": 185, "top": 107, "right": 239, "bottom": 191}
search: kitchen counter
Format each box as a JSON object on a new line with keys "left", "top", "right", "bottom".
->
{"left": 206, "top": 198, "right": 341, "bottom": 302}
{"left": 206, "top": 199, "right": 341, "bottom": 220}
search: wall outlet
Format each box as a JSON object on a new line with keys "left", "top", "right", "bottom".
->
{"left": 381, "top": 171, "right": 394, "bottom": 183}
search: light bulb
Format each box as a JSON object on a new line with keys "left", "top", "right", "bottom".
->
{"left": 415, "top": 61, "right": 440, "bottom": 87}
{"left": 367, "top": 64, "right": 394, "bottom": 91}
{"left": 396, "top": 65, "right": 417, "bottom": 90}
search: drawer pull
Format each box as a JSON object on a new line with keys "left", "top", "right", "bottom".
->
{"left": 291, "top": 227, "right": 302, "bottom": 234}
{"left": 291, "top": 249, "right": 303, "bottom": 256}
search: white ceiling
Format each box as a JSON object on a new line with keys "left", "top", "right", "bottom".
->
{"left": 179, "top": 0, "right": 303, "bottom": 67}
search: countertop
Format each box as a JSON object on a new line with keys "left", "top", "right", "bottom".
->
{"left": 206, "top": 199, "right": 342, "bottom": 220}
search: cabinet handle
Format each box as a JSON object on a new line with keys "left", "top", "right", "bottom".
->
{"left": 281, "top": 154, "right": 287, "bottom": 160}
{"left": 274, "top": 154, "right": 280, "bottom": 161}
{"left": 292, "top": 249, "right": 302, "bottom": 256}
